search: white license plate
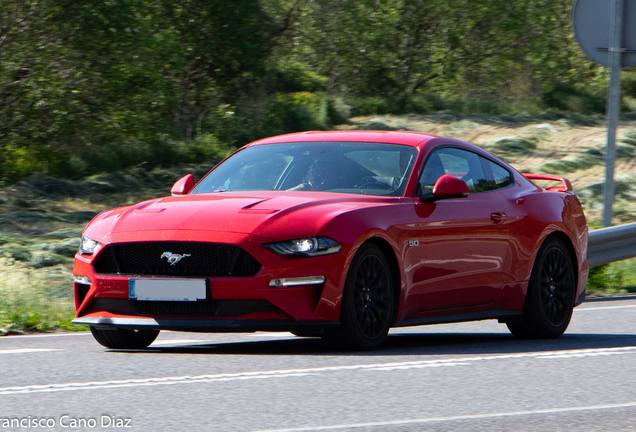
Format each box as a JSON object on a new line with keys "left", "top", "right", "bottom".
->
{"left": 129, "top": 279, "right": 207, "bottom": 301}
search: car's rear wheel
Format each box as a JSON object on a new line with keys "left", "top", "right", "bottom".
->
{"left": 507, "top": 237, "right": 575, "bottom": 339}
{"left": 90, "top": 327, "right": 160, "bottom": 349}
{"left": 323, "top": 244, "right": 394, "bottom": 350}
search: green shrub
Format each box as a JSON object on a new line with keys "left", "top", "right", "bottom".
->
{"left": 195, "top": 96, "right": 334, "bottom": 147}
{"left": 0, "top": 145, "right": 74, "bottom": 185}
{"left": 587, "top": 264, "right": 624, "bottom": 292}
{"left": 620, "top": 72, "right": 636, "bottom": 113}
{"left": 267, "top": 62, "right": 329, "bottom": 93}
{"left": 350, "top": 94, "right": 439, "bottom": 117}
{"left": 1, "top": 132, "right": 229, "bottom": 187}
{"left": 349, "top": 97, "right": 393, "bottom": 117}
{"left": 347, "top": 94, "right": 552, "bottom": 118}
{"left": 264, "top": 92, "right": 329, "bottom": 133}
{"left": 541, "top": 82, "right": 606, "bottom": 115}
{"left": 326, "top": 96, "right": 351, "bottom": 125}
{"left": 175, "top": 133, "right": 229, "bottom": 163}
{"left": 462, "top": 100, "right": 502, "bottom": 115}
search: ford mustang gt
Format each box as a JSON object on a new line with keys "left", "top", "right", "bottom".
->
{"left": 72, "top": 131, "right": 589, "bottom": 350}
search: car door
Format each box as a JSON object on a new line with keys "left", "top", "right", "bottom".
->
{"left": 481, "top": 158, "right": 536, "bottom": 304}
{"left": 403, "top": 147, "right": 510, "bottom": 315}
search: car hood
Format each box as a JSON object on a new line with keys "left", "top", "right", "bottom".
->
{"left": 84, "top": 191, "right": 398, "bottom": 242}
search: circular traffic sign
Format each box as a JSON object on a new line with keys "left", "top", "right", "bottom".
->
{"left": 572, "top": 0, "right": 636, "bottom": 67}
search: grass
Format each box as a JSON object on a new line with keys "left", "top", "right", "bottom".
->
{"left": 489, "top": 138, "right": 537, "bottom": 160}
{"left": 0, "top": 161, "right": 225, "bottom": 334}
{"left": 609, "top": 258, "right": 636, "bottom": 291}
{"left": 586, "top": 258, "right": 636, "bottom": 296}
{"left": 0, "top": 264, "right": 87, "bottom": 334}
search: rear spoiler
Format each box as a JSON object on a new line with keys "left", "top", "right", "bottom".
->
{"left": 522, "top": 173, "right": 573, "bottom": 192}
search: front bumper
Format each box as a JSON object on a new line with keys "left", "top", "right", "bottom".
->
{"left": 72, "top": 231, "right": 349, "bottom": 324}
{"left": 72, "top": 316, "right": 340, "bottom": 333}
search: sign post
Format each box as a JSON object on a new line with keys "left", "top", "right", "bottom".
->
{"left": 603, "top": 0, "right": 623, "bottom": 227}
{"left": 572, "top": 0, "right": 636, "bottom": 226}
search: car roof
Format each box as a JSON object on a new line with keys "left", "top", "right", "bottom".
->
{"left": 248, "top": 131, "right": 439, "bottom": 148}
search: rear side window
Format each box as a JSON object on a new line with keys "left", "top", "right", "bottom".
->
{"left": 482, "top": 158, "right": 512, "bottom": 190}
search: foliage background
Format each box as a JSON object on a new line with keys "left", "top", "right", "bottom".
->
{"left": 2, "top": 0, "right": 628, "bottom": 185}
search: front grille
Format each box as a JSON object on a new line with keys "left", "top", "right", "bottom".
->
{"left": 89, "top": 298, "right": 281, "bottom": 317}
{"left": 93, "top": 242, "right": 262, "bottom": 277}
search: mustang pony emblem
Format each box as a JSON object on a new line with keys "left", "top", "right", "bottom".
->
{"left": 161, "top": 252, "right": 191, "bottom": 265}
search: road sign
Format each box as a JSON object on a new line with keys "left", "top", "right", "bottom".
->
{"left": 573, "top": 0, "right": 636, "bottom": 67}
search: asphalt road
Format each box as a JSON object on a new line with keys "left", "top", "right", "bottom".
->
{"left": 1, "top": 299, "right": 636, "bottom": 432}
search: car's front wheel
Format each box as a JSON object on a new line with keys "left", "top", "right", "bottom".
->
{"left": 323, "top": 243, "right": 394, "bottom": 350}
{"left": 507, "top": 236, "right": 576, "bottom": 339}
{"left": 90, "top": 327, "right": 160, "bottom": 349}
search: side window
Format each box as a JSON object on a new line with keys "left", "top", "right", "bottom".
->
{"left": 419, "top": 147, "right": 488, "bottom": 195}
{"left": 482, "top": 158, "right": 512, "bottom": 191}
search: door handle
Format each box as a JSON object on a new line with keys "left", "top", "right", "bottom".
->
{"left": 490, "top": 212, "right": 507, "bottom": 223}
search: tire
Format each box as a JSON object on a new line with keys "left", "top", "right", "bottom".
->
{"left": 507, "top": 237, "right": 576, "bottom": 339}
{"left": 90, "top": 327, "right": 160, "bottom": 349}
{"left": 323, "top": 244, "right": 394, "bottom": 350}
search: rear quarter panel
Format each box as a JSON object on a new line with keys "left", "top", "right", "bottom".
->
{"left": 497, "top": 176, "right": 588, "bottom": 308}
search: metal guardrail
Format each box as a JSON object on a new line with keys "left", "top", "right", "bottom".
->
{"left": 587, "top": 222, "right": 636, "bottom": 267}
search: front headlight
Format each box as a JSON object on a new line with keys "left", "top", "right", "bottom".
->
{"left": 264, "top": 237, "right": 342, "bottom": 257}
{"left": 78, "top": 236, "right": 101, "bottom": 255}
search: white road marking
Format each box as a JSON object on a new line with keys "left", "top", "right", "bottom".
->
{"left": 0, "top": 332, "right": 90, "bottom": 339}
{"left": 2, "top": 346, "right": 635, "bottom": 396}
{"left": 365, "top": 347, "right": 636, "bottom": 368}
{"left": 368, "top": 362, "right": 469, "bottom": 371}
{"left": 0, "top": 349, "right": 60, "bottom": 355}
{"left": 149, "top": 339, "right": 209, "bottom": 346}
{"left": 537, "top": 352, "right": 630, "bottom": 359}
{"left": 0, "top": 372, "right": 319, "bottom": 396}
{"left": 576, "top": 304, "right": 636, "bottom": 311}
{"left": 246, "top": 402, "right": 636, "bottom": 432}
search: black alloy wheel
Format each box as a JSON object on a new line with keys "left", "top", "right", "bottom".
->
{"left": 352, "top": 252, "right": 393, "bottom": 339}
{"left": 323, "top": 243, "right": 394, "bottom": 350}
{"left": 507, "top": 237, "right": 576, "bottom": 339}
{"left": 539, "top": 244, "right": 574, "bottom": 327}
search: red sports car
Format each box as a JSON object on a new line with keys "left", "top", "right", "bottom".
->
{"left": 72, "top": 131, "right": 589, "bottom": 350}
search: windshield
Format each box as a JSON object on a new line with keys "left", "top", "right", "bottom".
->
{"left": 191, "top": 142, "right": 418, "bottom": 197}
